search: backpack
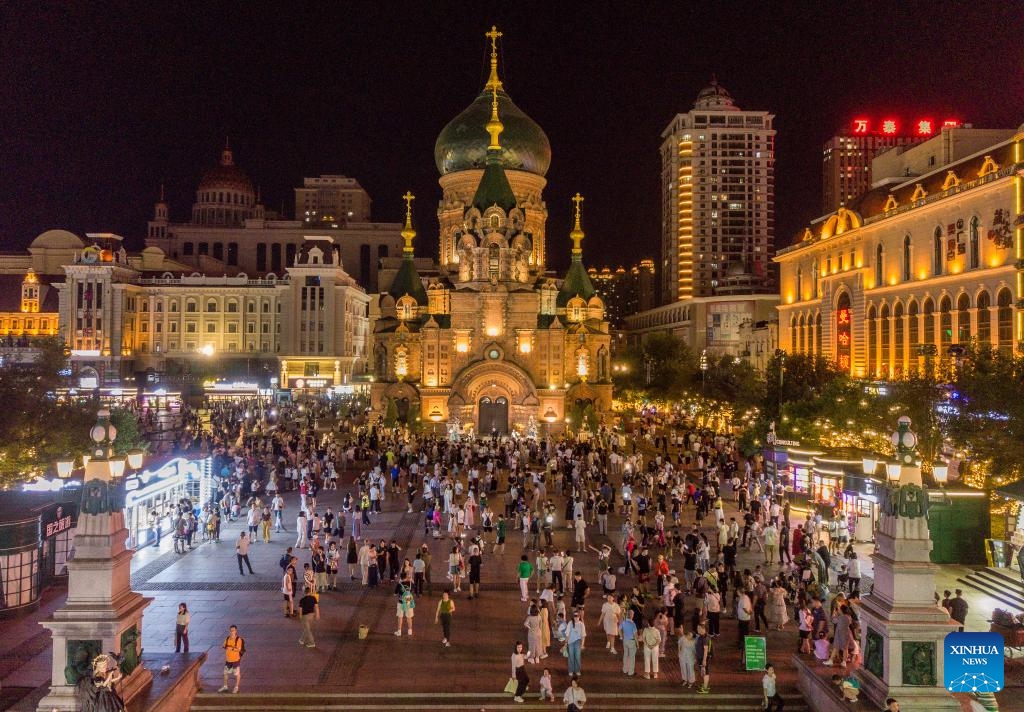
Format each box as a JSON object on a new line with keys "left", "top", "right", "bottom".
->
{"left": 279, "top": 553, "right": 290, "bottom": 571}
{"left": 401, "top": 588, "right": 415, "bottom": 610}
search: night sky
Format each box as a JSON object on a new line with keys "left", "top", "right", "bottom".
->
{"left": 2, "top": 2, "right": 1021, "bottom": 275}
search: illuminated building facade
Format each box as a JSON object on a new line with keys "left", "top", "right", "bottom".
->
{"left": 145, "top": 148, "right": 401, "bottom": 291}
{"left": 660, "top": 80, "right": 775, "bottom": 304}
{"left": 777, "top": 127, "right": 1024, "bottom": 379}
{"left": 587, "top": 260, "right": 655, "bottom": 329}
{"left": 370, "top": 28, "right": 611, "bottom": 435}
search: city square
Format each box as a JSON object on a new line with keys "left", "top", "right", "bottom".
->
{"left": 1, "top": 5, "right": 1024, "bottom": 712}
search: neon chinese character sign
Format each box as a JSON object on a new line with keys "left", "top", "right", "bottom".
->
{"left": 917, "top": 120, "right": 933, "bottom": 136}
{"left": 848, "top": 117, "right": 961, "bottom": 137}
{"left": 853, "top": 119, "right": 869, "bottom": 134}
{"left": 881, "top": 119, "right": 898, "bottom": 135}
{"left": 835, "top": 293, "right": 852, "bottom": 375}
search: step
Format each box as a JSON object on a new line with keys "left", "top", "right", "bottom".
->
{"left": 958, "top": 568, "right": 1024, "bottom": 612}
{"left": 191, "top": 691, "right": 809, "bottom": 711}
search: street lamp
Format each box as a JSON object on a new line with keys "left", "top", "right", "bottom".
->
{"left": 126, "top": 449, "right": 145, "bottom": 471}
{"left": 861, "top": 457, "right": 878, "bottom": 477}
{"left": 700, "top": 349, "right": 708, "bottom": 396}
{"left": 885, "top": 463, "right": 902, "bottom": 484}
{"left": 56, "top": 457, "right": 75, "bottom": 479}
{"left": 932, "top": 463, "right": 949, "bottom": 487}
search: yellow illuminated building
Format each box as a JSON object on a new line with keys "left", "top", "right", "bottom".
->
{"left": 777, "top": 126, "right": 1024, "bottom": 378}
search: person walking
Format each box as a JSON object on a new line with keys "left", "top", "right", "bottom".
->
{"left": 598, "top": 595, "right": 621, "bottom": 654}
{"left": 395, "top": 580, "right": 416, "bottom": 636}
{"left": 562, "top": 675, "right": 587, "bottom": 711}
{"left": 297, "top": 586, "right": 320, "bottom": 648}
{"left": 620, "top": 608, "right": 638, "bottom": 676}
{"left": 511, "top": 641, "right": 529, "bottom": 703}
{"left": 174, "top": 602, "right": 191, "bottom": 653}
{"left": 236, "top": 532, "right": 255, "bottom": 575}
{"left": 640, "top": 619, "right": 662, "bottom": 679}
{"left": 762, "top": 662, "right": 784, "bottom": 711}
{"left": 950, "top": 589, "right": 969, "bottom": 632}
{"left": 218, "top": 624, "right": 244, "bottom": 694}
{"left": 434, "top": 590, "right": 455, "bottom": 647}
{"left": 524, "top": 604, "right": 544, "bottom": 664}
{"left": 565, "top": 610, "right": 586, "bottom": 677}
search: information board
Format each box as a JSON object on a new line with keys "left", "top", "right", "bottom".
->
{"left": 744, "top": 635, "right": 767, "bottom": 671}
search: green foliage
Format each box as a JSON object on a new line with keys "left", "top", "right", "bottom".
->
{"left": 698, "top": 354, "right": 765, "bottom": 409}
{"left": 383, "top": 397, "right": 398, "bottom": 428}
{"left": 947, "top": 345, "right": 1024, "bottom": 486}
{"left": 611, "top": 333, "right": 697, "bottom": 399}
{"left": 109, "top": 408, "right": 148, "bottom": 456}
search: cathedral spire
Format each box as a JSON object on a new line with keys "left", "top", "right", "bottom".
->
{"left": 484, "top": 25, "right": 503, "bottom": 92}
{"left": 401, "top": 191, "right": 416, "bottom": 256}
{"left": 486, "top": 85, "right": 504, "bottom": 152}
{"left": 570, "top": 192, "right": 585, "bottom": 258}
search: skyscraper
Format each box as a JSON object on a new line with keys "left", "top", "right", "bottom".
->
{"left": 660, "top": 80, "right": 775, "bottom": 304}
{"left": 821, "top": 133, "right": 920, "bottom": 214}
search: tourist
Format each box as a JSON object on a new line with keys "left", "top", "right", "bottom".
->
{"left": 395, "top": 580, "right": 415, "bottom": 636}
{"left": 694, "top": 623, "right": 712, "bottom": 694}
{"left": 297, "top": 586, "right": 320, "bottom": 648}
{"left": 677, "top": 626, "right": 696, "bottom": 688}
{"left": 762, "top": 662, "right": 784, "bottom": 711}
{"left": 562, "top": 674, "right": 586, "bottom": 710}
{"left": 174, "top": 602, "right": 190, "bottom": 653}
{"left": 511, "top": 640, "right": 529, "bottom": 703}
{"left": 467, "top": 545, "right": 483, "bottom": 599}
{"left": 448, "top": 545, "right": 463, "bottom": 593}
{"left": 518, "top": 554, "right": 533, "bottom": 603}
{"left": 326, "top": 541, "right": 340, "bottom": 590}
{"left": 538, "top": 668, "right": 554, "bottom": 702}
{"left": 524, "top": 603, "right": 544, "bottom": 663}
{"left": 235, "top": 532, "right": 255, "bottom": 576}
{"left": 434, "top": 590, "right": 455, "bottom": 647}
{"left": 950, "top": 589, "right": 969, "bottom": 632}
{"left": 598, "top": 594, "right": 621, "bottom": 654}
{"left": 640, "top": 618, "right": 662, "bottom": 679}
{"left": 218, "top": 624, "right": 244, "bottom": 694}
{"left": 564, "top": 610, "right": 586, "bottom": 676}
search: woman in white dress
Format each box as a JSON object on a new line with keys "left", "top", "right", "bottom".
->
{"left": 597, "top": 594, "right": 622, "bottom": 654}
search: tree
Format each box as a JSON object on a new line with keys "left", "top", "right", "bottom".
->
{"left": 383, "top": 398, "right": 398, "bottom": 428}
{"left": 947, "top": 345, "right": 1024, "bottom": 487}
{"left": 699, "top": 354, "right": 765, "bottom": 409}
{"left": 611, "top": 333, "right": 695, "bottom": 399}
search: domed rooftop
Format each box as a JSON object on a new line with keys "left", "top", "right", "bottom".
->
{"left": 30, "top": 229, "right": 84, "bottom": 250}
{"left": 435, "top": 88, "right": 551, "bottom": 177}
{"left": 198, "top": 148, "right": 254, "bottom": 193}
{"left": 694, "top": 78, "right": 738, "bottom": 111}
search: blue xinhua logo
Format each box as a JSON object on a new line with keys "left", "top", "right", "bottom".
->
{"left": 944, "top": 632, "right": 1004, "bottom": 692}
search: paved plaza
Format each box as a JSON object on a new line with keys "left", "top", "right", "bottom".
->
{"left": 1, "top": 449, "right": 1018, "bottom": 710}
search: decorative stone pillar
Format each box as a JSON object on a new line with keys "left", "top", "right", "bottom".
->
{"left": 37, "top": 411, "right": 153, "bottom": 711}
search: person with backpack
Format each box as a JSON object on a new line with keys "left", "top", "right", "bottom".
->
{"left": 218, "top": 624, "right": 245, "bottom": 694}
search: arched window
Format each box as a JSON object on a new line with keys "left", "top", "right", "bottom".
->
{"left": 893, "top": 303, "right": 905, "bottom": 376}
{"left": 185, "top": 299, "right": 197, "bottom": 313}
{"left": 798, "top": 314, "right": 806, "bottom": 353}
{"left": 212, "top": 242, "right": 224, "bottom": 261}
{"left": 789, "top": 315, "right": 797, "bottom": 351}
{"left": 866, "top": 305, "right": 876, "bottom": 377}
{"left": 796, "top": 268, "right": 802, "bottom": 301}
{"left": 997, "top": 288, "right": 1013, "bottom": 354}
{"left": 933, "top": 227, "right": 943, "bottom": 276}
{"left": 396, "top": 295, "right": 416, "bottom": 322}
{"left": 902, "top": 235, "right": 912, "bottom": 282}
{"left": 956, "top": 293, "right": 971, "bottom": 343}
{"left": 875, "top": 244, "right": 884, "bottom": 286}
{"left": 977, "top": 291, "right": 992, "bottom": 345}
{"left": 939, "top": 295, "right": 952, "bottom": 349}
{"left": 880, "top": 304, "right": 891, "bottom": 378}
{"left": 969, "top": 216, "right": 980, "bottom": 269}
{"left": 922, "top": 298, "right": 935, "bottom": 346}
{"left": 811, "top": 259, "right": 819, "bottom": 298}
{"left": 206, "top": 299, "right": 217, "bottom": 313}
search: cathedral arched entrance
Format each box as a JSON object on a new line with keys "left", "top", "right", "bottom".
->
{"left": 478, "top": 396, "right": 509, "bottom": 436}
{"left": 448, "top": 358, "right": 539, "bottom": 436}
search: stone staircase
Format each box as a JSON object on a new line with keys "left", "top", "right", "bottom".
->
{"left": 191, "top": 690, "right": 810, "bottom": 711}
{"left": 957, "top": 566, "right": 1024, "bottom": 611}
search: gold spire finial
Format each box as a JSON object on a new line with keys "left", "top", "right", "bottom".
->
{"left": 401, "top": 191, "right": 416, "bottom": 254}
{"left": 570, "top": 193, "right": 585, "bottom": 255}
{"left": 486, "top": 85, "right": 504, "bottom": 151}
{"left": 485, "top": 25, "right": 503, "bottom": 91}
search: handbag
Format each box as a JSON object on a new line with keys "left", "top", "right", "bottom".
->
{"left": 503, "top": 677, "right": 517, "bottom": 694}
{"left": 561, "top": 644, "right": 569, "bottom": 658}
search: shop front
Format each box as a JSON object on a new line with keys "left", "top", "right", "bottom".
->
{"left": 786, "top": 447, "right": 823, "bottom": 505}
{"left": 123, "top": 457, "right": 211, "bottom": 549}
{"left": 840, "top": 472, "right": 882, "bottom": 543}
{"left": 810, "top": 451, "right": 879, "bottom": 542}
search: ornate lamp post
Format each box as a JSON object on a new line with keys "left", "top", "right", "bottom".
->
{"left": 37, "top": 409, "right": 153, "bottom": 712}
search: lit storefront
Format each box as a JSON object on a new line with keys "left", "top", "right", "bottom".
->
{"left": 0, "top": 492, "right": 79, "bottom": 618}
{"left": 786, "top": 447, "right": 823, "bottom": 502}
{"left": 123, "top": 457, "right": 212, "bottom": 548}
{"left": 203, "top": 380, "right": 273, "bottom": 402}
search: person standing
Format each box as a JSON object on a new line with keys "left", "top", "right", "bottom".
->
{"left": 640, "top": 619, "right": 662, "bottom": 679}
{"left": 236, "top": 532, "right": 255, "bottom": 575}
{"left": 174, "top": 602, "right": 190, "bottom": 653}
{"left": 762, "top": 662, "right": 784, "bottom": 711}
{"left": 678, "top": 626, "right": 696, "bottom": 688}
{"left": 565, "top": 610, "right": 587, "bottom": 677}
{"left": 271, "top": 493, "right": 286, "bottom": 532}
{"left": 260, "top": 506, "right": 272, "bottom": 543}
{"left": 562, "top": 675, "right": 586, "bottom": 711}
{"left": 295, "top": 510, "right": 308, "bottom": 549}
{"left": 695, "top": 623, "right": 712, "bottom": 694}
{"left": 468, "top": 547, "right": 483, "bottom": 599}
{"left": 620, "top": 608, "right": 638, "bottom": 676}
{"left": 598, "top": 595, "right": 621, "bottom": 654}
{"left": 218, "top": 624, "right": 244, "bottom": 694}
{"left": 524, "top": 604, "right": 544, "bottom": 664}
{"left": 518, "top": 555, "right": 534, "bottom": 603}
{"left": 736, "top": 586, "right": 753, "bottom": 664}
{"left": 297, "top": 586, "right": 320, "bottom": 648}
{"left": 511, "top": 641, "right": 529, "bottom": 704}
{"left": 574, "top": 515, "right": 587, "bottom": 553}
{"left": 395, "top": 581, "right": 415, "bottom": 636}
{"left": 434, "top": 590, "right": 455, "bottom": 647}
{"left": 950, "top": 589, "right": 969, "bottom": 632}
{"left": 282, "top": 564, "right": 296, "bottom": 617}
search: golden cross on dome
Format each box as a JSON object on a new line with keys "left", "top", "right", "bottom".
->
{"left": 401, "top": 192, "right": 416, "bottom": 253}
{"left": 485, "top": 25, "right": 504, "bottom": 91}
{"left": 570, "top": 193, "right": 585, "bottom": 254}
{"left": 486, "top": 85, "right": 504, "bottom": 150}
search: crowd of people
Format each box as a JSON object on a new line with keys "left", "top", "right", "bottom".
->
{"left": 158, "top": 397, "right": 902, "bottom": 709}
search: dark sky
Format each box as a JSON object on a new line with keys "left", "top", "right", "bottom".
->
{"left": 2, "top": 2, "right": 1022, "bottom": 274}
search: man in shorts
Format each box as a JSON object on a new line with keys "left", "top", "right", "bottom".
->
{"left": 219, "top": 624, "right": 244, "bottom": 693}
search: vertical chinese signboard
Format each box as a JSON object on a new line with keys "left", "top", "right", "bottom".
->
{"left": 836, "top": 294, "right": 852, "bottom": 374}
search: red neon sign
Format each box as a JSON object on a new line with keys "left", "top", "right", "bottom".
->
{"left": 942, "top": 119, "right": 960, "bottom": 129}
{"left": 916, "top": 119, "right": 933, "bottom": 136}
{"left": 849, "top": 116, "right": 963, "bottom": 137}
{"left": 852, "top": 119, "right": 869, "bottom": 134}
{"left": 881, "top": 119, "right": 898, "bottom": 135}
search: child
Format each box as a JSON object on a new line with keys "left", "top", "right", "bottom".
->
{"left": 538, "top": 668, "right": 554, "bottom": 702}
{"left": 813, "top": 632, "right": 831, "bottom": 664}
